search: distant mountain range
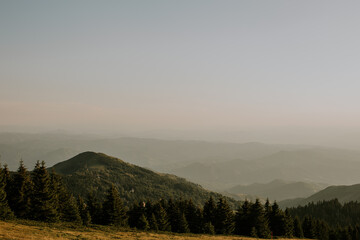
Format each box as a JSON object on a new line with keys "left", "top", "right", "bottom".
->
{"left": 226, "top": 179, "right": 328, "bottom": 202}
{"left": 279, "top": 184, "right": 360, "bottom": 208}
{"left": 3, "top": 132, "right": 360, "bottom": 197}
{"left": 51, "top": 151, "right": 237, "bottom": 207}
{"left": 171, "top": 148, "right": 360, "bottom": 190}
{"left": 0, "top": 132, "right": 307, "bottom": 171}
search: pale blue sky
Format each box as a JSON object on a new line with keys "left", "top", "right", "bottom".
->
{"left": 1, "top": 1, "right": 360, "bottom": 145}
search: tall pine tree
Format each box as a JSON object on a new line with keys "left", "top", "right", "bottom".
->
{"left": 214, "top": 197, "right": 234, "bottom": 234}
{"left": 249, "top": 199, "right": 271, "bottom": 238}
{"left": 9, "top": 160, "right": 33, "bottom": 219}
{"left": 0, "top": 163, "right": 13, "bottom": 219}
{"left": 31, "top": 161, "right": 58, "bottom": 222}
{"left": 102, "top": 185, "right": 127, "bottom": 226}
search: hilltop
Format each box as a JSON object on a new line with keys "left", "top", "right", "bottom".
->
{"left": 51, "top": 151, "right": 236, "bottom": 206}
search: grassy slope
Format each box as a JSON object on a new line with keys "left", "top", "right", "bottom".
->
{"left": 0, "top": 220, "right": 309, "bottom": 240}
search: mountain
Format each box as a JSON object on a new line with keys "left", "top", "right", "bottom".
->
{"left": 279, "top": 184, "right": 360, "bottom": 208}
{"left": 0, "top": 132, "right": 308, "bottom": 171}
{"left": 226, "top": 179, "right": 328, "bottom": 202}
{"left": 171, "top": 148, "right": 360, "bottom": 190}
{"left": 51, "top": 151, "right": 237, "bottom": 207}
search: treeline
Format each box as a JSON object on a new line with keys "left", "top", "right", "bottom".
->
{"left": 288, "top": 199, "right": 360, "bottom": 240}
{"left": 0, "top": 161, "right": 294, "bottom": 238}
{"left": 0, "top": 161, "right": 358, "bottom": 240}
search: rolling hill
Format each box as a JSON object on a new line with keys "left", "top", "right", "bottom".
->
{"left": 226, "top": 179, "right": 328, "bottom": 202}
{"left": 279, "top": 184, "right": 360, "bottom": 208}
{"left": 51, "top": 151, "right": 237, "bottom": 207}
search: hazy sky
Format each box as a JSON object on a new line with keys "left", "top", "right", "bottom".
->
{"left": 1, "top": 1, "right": 360, "bottom": 145}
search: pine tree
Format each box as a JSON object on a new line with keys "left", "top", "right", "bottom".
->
{"left": 138, "top": 213, "right": 150, "bottom": 231}
{"left": 154, "top": 202, "right": 170, "bottom": 231}
{"left": 78, "top": 196, "right": 91, "bottom": 226}
{"left": 167, "top": 199, "right": 189, "bottom": 233}
{"left": 148, "top": 213, "right": 159, "bottom": 231}
{"left": 264, "top": 198, "right": 272, "bottom": 220}
{"left": 203, "top": 221, "right": 215, "bottom": 235}
{"left": 128, "top": 201, "right": 146, "bottom": 229}
{"left": 31, "top": 161, "right": 58, "bottom": 222}
{"left": 102, "top": 185, "right": 127, "bottom": 226}
{"left": 51, "top": 171, "right": 81, "bottom": 223}
{"left": 203, "top": 196, "right": 216, "bottom": 226}
{"left": 269, "top": 201, "right": 288, "bottom": 237}
{"left": 87, "top": 192, "right": 103, "bottom": 224}
{"left": 249, "top": 199, "right": 271, "bottom": 238}
{"left": 0, "top": 163, "right": 13, "bottom": 219}
{"left": 302, "top": 216, "right": 316, "bottom": 239}
{"left": 184, "top": 199, "right": 203, "bottom": 233}
{"left": 178, "top": 212, "right": 190, "bottom": 233}
{"left": 214, "top": 197, "right": 234, "bottom": 234}
{"left": 293, "top": 216, "right": 304, "bottom": 238}
{"left": 2, "top": 164, "right": 12, "bottom": 202}
{"left": 284, "top": 209, "right": 294, "bottom": 237}
{"left": 9, "top": 160, "right": 33, "bottom": 219}
{"left": 235, "top": 199, "right": 252, "bottom": 236}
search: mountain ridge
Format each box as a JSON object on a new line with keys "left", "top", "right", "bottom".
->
{"left": 51, "top": 151, "right": 238, "bottom": 207}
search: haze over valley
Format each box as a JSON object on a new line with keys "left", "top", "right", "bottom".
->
{"left": 2, "top": 1, "right": 360, "bottom": 239}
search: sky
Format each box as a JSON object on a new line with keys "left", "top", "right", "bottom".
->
{"left": 1, "top": 0, "right": 360, "bottom": 146}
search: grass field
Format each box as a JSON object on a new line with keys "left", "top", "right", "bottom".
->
{"left": 0, "top": 220, "right": 311, "bottom": 240}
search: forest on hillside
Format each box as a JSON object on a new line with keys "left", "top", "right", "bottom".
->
{"left": 0, "top": 161, "right": 359, "bottom": 240}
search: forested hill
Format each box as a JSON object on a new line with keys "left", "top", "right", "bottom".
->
{"left": 279, "top": 184, "right": 360, "bottom": 208}
{"left": 51, "top": 151, "right": 236, "bottom": 207}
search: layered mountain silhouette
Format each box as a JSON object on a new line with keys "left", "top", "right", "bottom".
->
{"left": 226, "top": 179, "right": 328, "bottom": 202}
{"left": 279, "top": 184, "right": 360, "bottom": 208}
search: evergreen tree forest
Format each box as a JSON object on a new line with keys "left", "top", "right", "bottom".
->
{"left": 0, "top": 161, "right": 359, "bottom": 239}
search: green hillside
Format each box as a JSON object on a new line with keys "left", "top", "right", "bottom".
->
{"left": 279, "top": 184, "right": 360, "bottom": 208}
{"left": 51, "top": 152, "right": 236, "bottom": 207}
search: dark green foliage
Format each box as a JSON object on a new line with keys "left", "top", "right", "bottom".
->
{"left": 178, "top": 213, "right": 190, "bottom": 233}
{"left": 0, "top": 164, "right": 13, "bottom": 219}
{"left": 203, "top": 221, "right": 215, "bottom": 235}
{"left": 148, "top": 213, "right": 159, "bottom": 231}
{"left": 248, "top": 199, "right": 271, "bottom": 238}
{"left": 87, "top": 192, "right": 103, "bottom": 224}
{"left": 234, "top": 199, "right": 252, "bottom": 236}
{"left": 203, "top": 196, "right": 216, "bottom": 226}
{"left": 269, "top": 201, "right": 291, "bottom": 237}
{"left": 167, "top": 199, "right": 189, "bottom": 233}
{"left": 78, "top": 196, "right": 91, "bottom": 226}
{"left": 289, "top": 199, "right": 360, "bottom": 227}
{"left": 2, "top": 164, "right": 12, "bottom": 201}
{"left": 184, "top": 199, "right": 203, "bottom": 233}
{"left": 128, "top": 201, "right": 147, "bottom": 229}
{"left": 51, "top": 171, "right": 81, "bottom": 223}
{"left": 8, "top": 160, "right": 32, "bottom": 219}
{"left": 293, "top": 216, "right": 304, "bottom": 238}
{"left": 153, "top": 202, "right": 170, "bottom": 231}
{"left": 102, "top": 185, "right": 127, "bottom": 226}
{"left": 31, "top": 161, "right": 58, "bottom": 222}
{"left": 214, "top": 197, "right": 234, "bottom": 234}
{"left": 302, "top": 216, "right": 316, "bottom": 239}
{"left": 284, "top": 209, "right": 294, "bottom": 237}
{"left": 2, "top": 156, "right": 360, "bottom": 240}
{"left": 138, "top": 214, "right": 150, "bottom": 230}
{"left": 52, "top": 152, "right": 237, "bottom": 208}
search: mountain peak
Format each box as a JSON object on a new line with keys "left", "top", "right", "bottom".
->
{"left": 52, "top": 151, "right": 125, "bottom": 174}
